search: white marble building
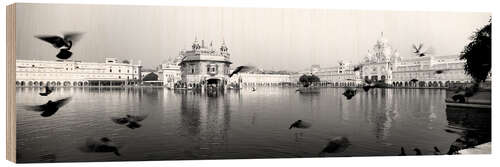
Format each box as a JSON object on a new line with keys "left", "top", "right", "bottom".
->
{"left": 160, "top": 55, "right": 182, "bottom": 87}
{"left": 303, "top": 34, "right": 472, "bottom": 87}
{"left": 178, "top": 38, "right": 232, "bottom": 89}
{"left": 16, "top": 58, "right": 142, "bottom": 87}
{"left": 229, "top": 73, "right": 291, "bottom": 86}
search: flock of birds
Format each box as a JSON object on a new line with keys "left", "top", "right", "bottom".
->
{"left": 341, "top": 74, "right": 479, "bottom": 102}
{"left": 340, "top": 79, "right": 379, "bottom": 100}
{"left": 25, "top": 35, "right": 260, "bottom": 158}
{"left": 288, "top": 119, "right": 468, "bottom": 156}
{"left": 26, "top": 35, "right": 476, "bottom": 159}
{"left": 289, "top": 120, "right": 351, "bottom": 155}
{"left": 23, "top": 33, "right": 153, "bottom": 158}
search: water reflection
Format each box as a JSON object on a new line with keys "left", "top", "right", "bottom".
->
{"left": 445, "top": 107, "right": 491, "bottom": 154}
{"left": 15, "top": 87, "right": 490, "bottom": 162}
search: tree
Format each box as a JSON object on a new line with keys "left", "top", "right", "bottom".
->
{"left": 143, "top": 72, "right": 158, "bottom": 81}
{"left": 299, "top": 74, "right": 320, "bottom": 87}
{"left": 460, "top": 19, "right": 491, "bottom": 82}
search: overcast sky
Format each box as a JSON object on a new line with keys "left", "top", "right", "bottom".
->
{"left": 16, "top": 3, "right": 490, "bottom": 70}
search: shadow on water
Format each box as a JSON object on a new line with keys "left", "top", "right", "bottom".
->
{"left": 444, "top": 107, "right": 491, "bottom": 154}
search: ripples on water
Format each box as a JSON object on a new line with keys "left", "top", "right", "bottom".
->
{"left": 15, "top": 87, "right": 490, "bottom": 162}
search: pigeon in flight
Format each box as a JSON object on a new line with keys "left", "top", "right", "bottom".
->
{"left": 362, "top": 79, "right": 375, "bottom": 92}
{"left": 25, "top": 97, "right": 72, "bottom": 117}
{"left": 39, "top": 84, "right": 54, "bottom": 96}
{"left": 433, "top": 146, "right": 442, "bottom": 155}
{"left": 412, "top": 43, "right": 434, "bottom": 57}
{"left": 435, "top": 70, "right": 445, "bottom": 74}
{"left": 320, "top": 136, "right": 351, "bottom": 154}
{"left": 289, "top": 120, "right": 312, "bottom": 129}
{"left": 413, "top": 148, "right": 423, "bottom": 155}
{"left": 229, "top": 66, "right": 255, "bottom": 77}
{"left": 35, "top": 32, "right": 83, "bottom": 59}
{"left": 342, "top": 88, "right": 357, "bottom": 100}
{"left": 111, "top": 114, "right": 148, "bottom": 129}
{"left": 399, "top": 147, "right": 407, "bottom": 156}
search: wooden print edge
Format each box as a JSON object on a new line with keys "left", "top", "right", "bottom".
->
{"left": 6, "top": 3, "right": 17, "bottom": 163}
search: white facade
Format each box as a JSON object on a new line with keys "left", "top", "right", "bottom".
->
{"left": 161, "top": 63, "right": 181, "bottom": 87}
{"left": 16, "top": 58, "right": 141, "bottom": 87}
{"left": 300, "top": 34, "right": 472, "bottom": 87}
{"left": 229, "top": 73, "right": 291, "bottom": 86}
{"left": 179, "top": 38, "right": 232, "bottom": 88}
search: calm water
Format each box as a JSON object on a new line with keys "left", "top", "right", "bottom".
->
{"left": 15, "top": 87, "right": 488, "bottom": 162}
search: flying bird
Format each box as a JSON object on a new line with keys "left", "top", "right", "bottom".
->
{"left": 413, "top": 148, "right": 423, "bottom": 155}
{"left": 342, "top": 88, "right": 357, "bottom": 100}
{"left": 412, "top": 43, "right": 434, "bottom": 57}
{"left": 35, "top": 32, "right": 83, "bottom": 59}
{"left": 412, "top": 43, "right": 423, "bottom": 54}
{"left": 39, "top": 85, "right": 54, "bottom": 96}
{"left": 320, "top": 136, "right": 351, "bottom": 154}
{"left": 362, "top": 79, "right": 375, "bottom": 92}
{"left": 447, "top": 138, "right": 468, "bottom": 155}
{"left": 25, "top": 97, "right": 72, "bottom": 117}
{"left": 229, "top": 66, "right": 255, "bottom": 77}
{"left": 289, "top": 120, "right": 311, "bottom": 129}
{"left": 111, "top": 114, "right": 148, "bottom": 129}
{"left": 451, "top": 94, "right": 466, "bottom": 103}
{"left": 80, "top": 137, "right": 121, "bottom": 156}
{"left": 399, "top": 147, "right": 407, "bottom": 156}
{"left": 433, "top": 146, "right": 442, "bottom": 155}
{"left": 353, "top": 65, "right": 362, "bottom": 72}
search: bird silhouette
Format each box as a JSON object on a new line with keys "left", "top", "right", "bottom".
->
{"left": 399, "top": 147, "right": 407, "bottom": 156}
{"left": 362, "top": 79, "right": 375, "bottom": 92}
{"left": 451, "top": 94, "right": 466, "bottom": 103}
{"left": 111, "top": 114, "right": 148, "bottom": 129}
{"left": 433, "top": 146, "right": 442, "bottom": 155}
{"left": 25, "top": 97, "right": 72, "bottom": 117}
{"left": 80, "top": 137, "right": 121, "bottom": 156}
{"left": 229, "top": 66, "right": 255, "bottom": 77}
{"left": 35, "top": 32, "right": 83, "bottom": 59}
{"left": 412, "top": 43, "right": 434, "bottom": 57}
{"left": 320, "top": 136, "right": 350, "bottom": 154}
{"left": 342, "top": 88, "right": 357, "bottom": 100}
{"left": 289, "top": 120, "right": 311, "bottom": 129}
{"left": 413, "top": 148, "right": 423, "bottom": 155}
{"left": 39, "top": 84, "right": 54, "bottom": 96}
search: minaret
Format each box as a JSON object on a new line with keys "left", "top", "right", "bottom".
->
{"left": 192, "top": 37, "right": 200, "bottom": 50}
{"left": 220, "top": 39, "right": 229, "bottom": 58}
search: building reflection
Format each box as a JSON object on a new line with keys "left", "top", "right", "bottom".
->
{"left": 178, "top": 92, "right": 233, "bottom": 156}
{"left": 372, "top": 89, "right": 395, "bottom": 142}
{"left": 179, "top": 93, "right": 202, "bottom": 136}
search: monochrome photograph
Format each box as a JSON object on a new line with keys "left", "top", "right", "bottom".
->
{"left": 7, "top": 3, "right": 491, "bottom": 163}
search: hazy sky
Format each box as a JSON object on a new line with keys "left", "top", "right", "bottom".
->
{"left": 16, "top": 3, "right": 490, "bottom": 70}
